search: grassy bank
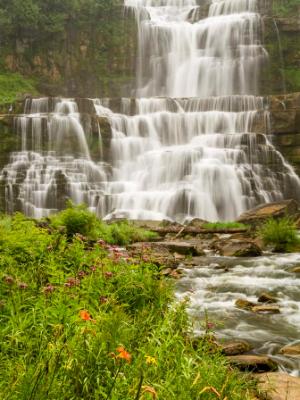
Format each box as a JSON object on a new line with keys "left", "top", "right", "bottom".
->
{"left": 0, "top": 209, "right": 254, "bottom": 399}
{"left": 0, "top": 72, "right": 38, "bottom": 105}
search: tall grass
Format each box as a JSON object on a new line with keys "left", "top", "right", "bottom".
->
{"left": 260, "top": 217, "right": 299, "bottom": 252}
{"left": 0, "top": 211, "right": 254, "bottom": 399}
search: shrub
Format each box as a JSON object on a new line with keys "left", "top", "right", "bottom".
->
{"left": 50, "top": 202, "right": 158, "bottom": 244}
{"left": 51, "top": 202, "right": 97, "bottom": 237}
{"left": 260, "top": 217, "right": 299, "bottom": 252}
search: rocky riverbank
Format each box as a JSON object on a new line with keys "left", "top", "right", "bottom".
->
{"left": 123, "top": 200, "right": 300, "bottom": 400}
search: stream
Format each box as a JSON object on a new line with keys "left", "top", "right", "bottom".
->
{"left": 176, "top": 252, "right": 300, "bottom": 376}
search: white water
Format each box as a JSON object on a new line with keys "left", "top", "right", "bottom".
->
{"left": 176, "top": 253, "right": 300, "bottom": 376}
{"left": 1, "top": 0, "right": 300, "bottom": 221}
{"left": 1, "top": 99, "right": 106, "bottom": 217}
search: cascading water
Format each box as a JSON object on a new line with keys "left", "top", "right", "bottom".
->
{"left": 1, "top": 0, "right": 300, "bottom": 221}
{"left": 1, "top": 98, "right": 106, "bottom": 217}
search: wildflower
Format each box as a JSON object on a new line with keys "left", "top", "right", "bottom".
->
{"left": 99, "top": 296, "right": 108, "bottom": 304}
{"left": 145, "top": 355, "right": 157, "bottom": 366}
{"left": 206, "top": 322, "right": 215, "bottom": 330}
{"left": 79, "top": 310, "right": 96, "bottom": 323}
{"left": 64, "top": 277, "right": 80, "bottom": 288}
{"left": 18, "top": 282, "right": 28, "bottom": 290}
{"left": 77, "top": 270, "right": 87, "bottom": 279}
{"left": 80, "top": 310, "right": 92, "bottom": 321}
{"left": 97, "top": 239, "right": 107, "bottom": 247}
{"left": 104, "top": 271, "right": 113, "bottom": 279}
{"left": 43, "top": 284, "right": 55, "bottom": 294}
{"left": 3, "top": 275, "right": 14, "bottom": 285}
{"left": 90, "top": 265, "right": 97, "bottom": 272}
{"left": 116, "top": 346, "right": 132, "bottom": 363}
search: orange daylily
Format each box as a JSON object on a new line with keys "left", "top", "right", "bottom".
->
{"left": 116, "top": 346, "right": 132, "bottom": 363}
{"left": 79, "top": 310, "right": 96, "bottom": 323}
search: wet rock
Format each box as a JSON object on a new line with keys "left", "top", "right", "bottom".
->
{"left": 256, "top": 372, "right": 300, "bottom": 400}
{"left": 213, "top": 239, "right": 262, "bottom": 257}
{"left": 187, "top": 218, "right": 208, "bottom": 228}
{"left": 279, "top": 344, "right": 300, "bottom": 356}
{"left": 219, "top": 340, "right": 252, "bottom": 356}
{"left": 252, "top": 305, "right": 280, "bottom": 314}
{"left": 227, "top": 355, "right": 277, "bottom": 373}
{"left": 235, "top": 299, "right": 257, "bottom": 310}
{"left": 154, "top": 241, "right": 204, "bottom": 256}
{"left": 237, "top": 200, "right": 300, "bottom": 226}
{"left": 291, "top": 266, "right": 300, "bottom": 273}
{"left": 257, "top": 292, "right": 278, "bottom": 304}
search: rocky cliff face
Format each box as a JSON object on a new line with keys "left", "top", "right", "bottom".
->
{"left": 270, "top": 92, "right": 300, "bottom": 174}
{"left": 1, "top": 7, "right": 137, "bottom": 98}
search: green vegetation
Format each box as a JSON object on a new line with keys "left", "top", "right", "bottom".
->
{"left": 202, "top": 221, "right": 248, "bottom": 230}
{"left": 0, "top": 210, "right": 254, "bottom": 399}
{"left": 260, "top": 217, "right": 300, "bottom": 252}
{"left": 0, "top": 73, "right": 37, "bottom": 105}
{"left": 50, "top": 202, "right": 158, "bottom": 244}
{"left": 0, "top": 0, "right": 135, "bottom": 98}
{"left": 283, "top": 68, "right": 300, "bottom": 92}
{"left": 273, "top": 0, "right": 299, "bottom": 16}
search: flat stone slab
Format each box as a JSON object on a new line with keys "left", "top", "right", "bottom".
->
{"left": 129, "top": 241, "right": 204, "bottom": 256}
{"left": 252, "top": 305, "right": 280, "bottom": 314}
{"left": 257, "top": 372, "right": 300, "bottom": 400}
{"left": 228, "top": 355, "right": 277, "bottom": 372}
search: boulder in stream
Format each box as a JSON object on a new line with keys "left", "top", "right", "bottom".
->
{"left": 291, "top": 266, "right": 300, "bottom": 273}
{"left": 235, "top": 298, "right": 257, "bottom": 310}
{"left": 257, "top": 292, "right": 278, "bottom": 304}
{"left": 252, "top": 305, "right": 280, "bottom": 314}
{"left": 213, "top": 239, "right": 262, "bottom": 257}
{"left": 228, "top": 355, "right": 277, "bottom": 372}
{"left": 279, "top": 344, "right": 300, "bottom": 357}
{"left": 256, "top": 372, "right": 300, "bottom": 400}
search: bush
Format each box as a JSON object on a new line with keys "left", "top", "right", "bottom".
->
{"left": 50, "top": 202, "right": 158, "bottom": 244}
{"left": 260, "top": 217, "right": 299, "bottom": 252}
{"left": 51, "top": 202, "right": 97, "bottom": 237}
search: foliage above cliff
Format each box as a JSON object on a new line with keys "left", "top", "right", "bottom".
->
{"left": 273, "top": 0, "right": 300, "bottom": 16}
{"left": 0, "top": 0, "right": 122, "bottom": 40}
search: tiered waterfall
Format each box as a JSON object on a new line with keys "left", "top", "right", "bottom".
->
{"left": 1, "top": 0, "right": 300, "bottom": 221}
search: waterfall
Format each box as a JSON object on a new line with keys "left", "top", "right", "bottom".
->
{"left": 1, "top": 0, "right": 300, "bottom": 221}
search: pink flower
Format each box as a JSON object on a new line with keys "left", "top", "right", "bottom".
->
{"left": 4, "top": 276, "right": 14, "bottom": 285}
{"left": 43, "top": 285, "right": 55, "bottom": 294}
{"left": 206, "top": 322, "right": 215, "bottom": 330}
{"left": 104, "top": 272, "right": 113, "bottom": 279}
{"left": 18, "top": 282, "right": 28, "bottom": 290}
{"left": 99, "top": 296, "right": 108, "bottom": 304}
{"left": 77, "top": 270, "right": 87, "bottom": 279}
{"left": 64, "top": 277, "right": 80, "bottom": 288}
